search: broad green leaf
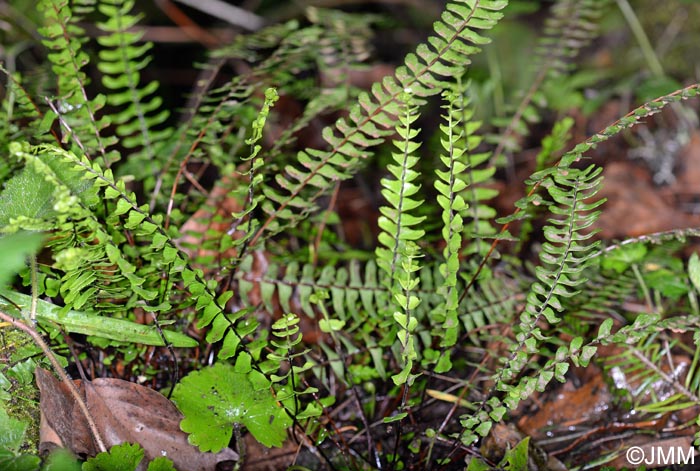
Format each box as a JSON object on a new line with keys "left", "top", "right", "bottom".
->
{"left": 42, "top": 448, "right": 81, "bottom": 471}
{"left": 467, "top": 457, "right": 491, "bottom": 471}
{"left": 0, "top": 447, "right": 40, "bottom": 471}
{"left": 0, "top": 164, "right": 55, "bottom": 229}
{"left": 0, "top": 290, "right": 197, "bottom": 347}
{"left": 0, "top": 144, "right": 98, "bottom": 231}
{"left": 83, "top": 443, "right": 143, "bottom": 471}
{"left": 172, "top": 353, "right": 291, "bottom": 452}
{"left": 602, "top": 243, "right": 647, "bottom": 273}
{"left": 503, "top": 436, "right": 529, "bottom": 471}
{"left": 146, "top": 457, "right": 177, "bottom": 471}
{"left": 0, "top": 409, "right": 26, "bottom": 452}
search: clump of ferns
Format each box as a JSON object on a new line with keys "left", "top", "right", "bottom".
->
{"left": 6, "top": 0, "right": 700, "bottom": 467}
{"left": 451, "top": 83, "right": 700, "bottom": 453}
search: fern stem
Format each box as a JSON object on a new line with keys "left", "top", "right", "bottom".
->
{"left": 615, "top": 0, "right": 665, "bottom": 78}
{"left": 630, "top": 263, "right": 655, "bottom": 313}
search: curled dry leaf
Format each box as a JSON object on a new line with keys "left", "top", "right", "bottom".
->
{"left": 36, "top": 367, "right": 238, "bottom": 470}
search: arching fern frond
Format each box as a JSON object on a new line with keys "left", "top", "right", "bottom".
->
{"left": 492, "top": 0, "right": 609, "bottom": 158}
{"left": 249, "top": 0, "right": 508, "bottom": 247}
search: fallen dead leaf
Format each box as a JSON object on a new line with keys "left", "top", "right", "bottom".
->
{"left": 596, "top": 161, "right": 683, "bottom": 239}
{"left": 517, "top": 374, "right": 613, "bottom": 439}
{"left": 37, "top": 367, "right": 238, "bottom": 470}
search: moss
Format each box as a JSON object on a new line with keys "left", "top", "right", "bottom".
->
{"left": 0, "top": 326, "right": 41, "bottom": 455}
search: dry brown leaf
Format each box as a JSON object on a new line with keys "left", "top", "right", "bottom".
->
{"left": 517, "top": 374, "right": 613, "bottom": 439}
{"left": 37, "top": 367, "right": 238, "bottom": 470}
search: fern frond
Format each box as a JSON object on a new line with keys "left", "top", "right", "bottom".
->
{"left": 454, "top": 82, "right": 498, "bottom": 257}
{"left": 306, "top": 6, "right": 379, "bottom": 86}
{"left": 38, "top": 0, "right": 116, "bottom": 165}
{"left": 376, "top": 91, "right": 425, "bottom": 284}
{"left": 538, "top": 0, "right": 609, "bottom": 77}
{"left": 249, "top": 0, "right": 508, "bottom": 247}
{"left": 434, "top": 85, "right": 469, "bottom": 349}
{"left": 492, "top": 0, "right": 609, "bottom": 158}
{"left": 96, "top": 0, "right": 171, "bottom": 166}
{"left": 459, "top": 156, "right": 605, "bottom": 444}
{"left": 227, "top": 88, "right": 279, "bottom": 261}
{"left": 0, "top": 68, "right": 57, "bottom": 149}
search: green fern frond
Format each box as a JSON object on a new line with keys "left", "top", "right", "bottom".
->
{"left": 523, "top": 163, "right": 605, "bottom": 327}
{"left": 434, "top": 86, "right": 469, "bottom": 349}
{"left": 454, "top": 82, "right": 498, "bottom": 257}
{"left": 492, "top": 0, "right": 609, "bottom": 158}
{"left": 376, "top": 91, "right": 425, "bottom": 284}
{"left": 227, "top": 88, "right": 279, "bottom": 261}
{"left": 249, "top": 0, "right": 508, "bottom": 246}
{"left": 96, "top": 0, "right": 171, "bottom": 166}
{"left": 39, "top": 0, "right": 116, "bottom": 165}
{"left": 306, "top": 6, "right": 379, "bottom": 85}
{"left": 538, "top": 0, "right": 610, "bottom": 77}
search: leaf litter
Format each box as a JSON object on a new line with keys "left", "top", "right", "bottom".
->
{"left": 36, "top": 367, "right": 238, "bottom": 470}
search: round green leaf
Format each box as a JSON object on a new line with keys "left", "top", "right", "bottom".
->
{"left": 172, "top": 353, "right": 291, "bottom": 452}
